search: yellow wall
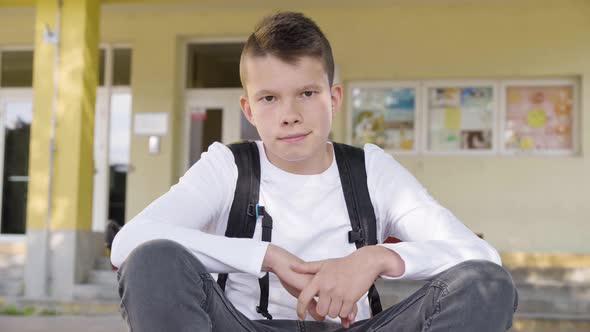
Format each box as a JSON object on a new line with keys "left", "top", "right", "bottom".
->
{"left": 2, "top": 0, "right": 589, "bottom": 252}
{"left": 0, "top": 7, "right": 34, "bottom": 44}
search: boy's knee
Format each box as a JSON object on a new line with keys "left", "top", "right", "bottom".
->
{"left": 436, "top": 260, "right": 517, "bottom": 310}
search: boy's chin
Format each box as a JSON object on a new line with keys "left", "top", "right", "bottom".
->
{"left": 270, "top": 149, "right": 310, "bottom": 163}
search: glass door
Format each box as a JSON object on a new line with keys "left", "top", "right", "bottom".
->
{"left": 0, "top": 90, "right": 33, "bottom": 235}
{"left": 183, "top": 88, "right": 258, "bottom": 170}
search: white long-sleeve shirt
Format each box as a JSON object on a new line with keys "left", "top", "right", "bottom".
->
{"left": 111, "top": 141, "right": 501, "bottom": 322}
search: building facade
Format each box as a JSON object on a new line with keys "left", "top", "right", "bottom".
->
{"left": 0, "top": 0, "right": 589, "bottom": 299}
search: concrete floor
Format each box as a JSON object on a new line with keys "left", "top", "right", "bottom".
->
{"left": 2, "top": 314, "right": 589, "bottom": 332}
{"left": 0, "top": 315, "right": 127, "bottom": 332}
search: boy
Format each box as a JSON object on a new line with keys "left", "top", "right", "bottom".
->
{"left": 112, "top": 11, "right": 517, "bottom": 332}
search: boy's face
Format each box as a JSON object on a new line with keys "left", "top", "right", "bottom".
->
{"left": 240, "top": 54, "right": 342, "bottom": 174}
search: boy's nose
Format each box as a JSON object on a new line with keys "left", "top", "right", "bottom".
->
{"left": 281, "top": 116, "right": 301, "bottom": 126}
{"left": 280, "top": 104, "right": 303, "bottom": 126}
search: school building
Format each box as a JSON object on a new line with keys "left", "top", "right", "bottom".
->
{"left": 0, "top": 0, "right": 589, "bottom": 316}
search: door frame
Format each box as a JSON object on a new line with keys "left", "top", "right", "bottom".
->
{"left": 92, "top": 86, "right": 132, "bottom": 232}
{"left": 182, "top": 88, "right": 243, "bottom": 172}
{"left": 92, "top": 87, "right": 110, "bottom": 233}
{"left": 0, "top": 88, "right": 33, "bottom": 240}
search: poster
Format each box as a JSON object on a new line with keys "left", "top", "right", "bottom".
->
{"left": 427, "top": 86, "right": 494, "bottom": 151}
{"left": 504, "top": 85, "right": 574, "bottom": 152}
{"left": 351, "top": 86, "right": 416, "bottom": 151}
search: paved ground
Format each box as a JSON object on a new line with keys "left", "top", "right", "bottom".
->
{"left": 0, "top": 315, "right": 127, "bottom": 332}
{"left": 2, "top": 314, "right": 589, "bottom": 332}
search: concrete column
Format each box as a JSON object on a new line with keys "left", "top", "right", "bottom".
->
{"left": 25, "top": 0, "right": 101, "bottom": 300}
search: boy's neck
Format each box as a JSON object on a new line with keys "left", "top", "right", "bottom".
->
{"left": 263, "top": 142, "right": 333, "bottom": 175}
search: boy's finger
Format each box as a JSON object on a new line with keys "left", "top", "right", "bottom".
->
{"left": 348, "top": 305, "right": 357, "bottom": 322}
{"left": 340, "top": 317, "right": 351, "bottom": 329}
{"left": 315, "top": 294, "right": 331, "bottom": 318}
{"left": 339, "top": 301, "right": 354, "bottom": 321}
{"left": 291, "top": 261, "right": 322, "bottom": 274}
{"left": 328, "top": 298, "right": 343, "bottom": 318}
{"left": 308, "top": 300, "right": 325, "bottom": 321}
{"left": 297, "top": 284, "right": 318, "bottom": 320}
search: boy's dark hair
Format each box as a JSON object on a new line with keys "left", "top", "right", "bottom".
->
{"left": 240, "top": 11, "right": 335, "bottom": 89}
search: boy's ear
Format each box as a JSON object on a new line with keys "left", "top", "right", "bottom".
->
{"left": 240, "top": 95, "right": 256, "bottom": 127}
{"left": 330, "top": 83, "right": 343, "bottom": 116}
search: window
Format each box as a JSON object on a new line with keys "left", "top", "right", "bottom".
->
{"left": 0, "top": 50, "right": 34, "bottom": 87}
{"left": 186, "top": 43, "right": 243, "bottom": 88}
{"left": 98, "top": 47, "right": 132, "bottom": 87}
{"left": 113, "top": 48, "right": 131, "bottom": 86}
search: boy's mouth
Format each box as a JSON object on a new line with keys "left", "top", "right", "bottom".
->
{"left": 279, "top": 132, "right": 310, "bottom": 143}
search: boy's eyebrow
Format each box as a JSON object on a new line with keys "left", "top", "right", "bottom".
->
{"left": 253, "top": 89, "right": 277, "bottom": 99}
{"left": 252, "top": 84, "right": 324, "bottom": 99}
{"left": 301, "top": 84, "right": 322, "bottom": 91}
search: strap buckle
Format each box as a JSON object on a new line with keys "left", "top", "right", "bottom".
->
{"left": 348, "top": 229, "right": 364, "bottom": 243}
{"left": 256, "top": 306, "right": 273, "bottom": 320}
{"left": 247, "top": 203, "right": 265, "bottom": 219}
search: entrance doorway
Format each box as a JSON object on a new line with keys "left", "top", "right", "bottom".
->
{"left": 183, "top": 42, "right": 260, "bottom": 171}
{"left": 91, "top": 46, "right": 132, "bottom": 232}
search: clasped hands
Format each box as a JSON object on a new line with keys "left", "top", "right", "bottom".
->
{"left": 262, "top": 244, "right": 404, "bottom": 328}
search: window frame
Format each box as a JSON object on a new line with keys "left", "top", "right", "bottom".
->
{"left": 421, "top": 80, "right": 500, "bottom": 157}
{"left": 499, "top": 78, "right": 580, "bottom": 157}
{"left": 346, "top": 80, "right": 422, "bottom": 156}
{"left": 346, "top": 78, "right": 580, "bottom": 157}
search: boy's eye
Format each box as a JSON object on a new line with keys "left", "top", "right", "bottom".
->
{"left": 303, "top": 91, "right": 314, "bottom": 97}
{"left": 262, "top": 96, "right": 275, "bottom": 102}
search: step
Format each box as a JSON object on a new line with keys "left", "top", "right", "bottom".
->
{"left": 0, "top": 267, "right": 24, "bottom": 280}
{"left": 95, "top": 256, "right": 114, "bottom": 271}
{"left": 515, "top": 284, "right": 590, "bottom": 317}
{"left": 88, "top": 270, "right": 118, "bottom": 287}
{"left": 375, "top": 279, "right": 590, "bottom": 319}
{"left": 73, "top": 284, "right": 119, "bottom": 301}
{"left": 1, "top": 296, "right": 121, "bottom": 315}
{"left": 0, "top": 279, "right": 24, "bottom": 297}
{"left": 508, "top": 266, "right": 590, "bottom": 286}
{"left": 0, "top": 253, "right": 26, "bottom": 264}
{"left": 510, "top": 317, "right": 590, "bottom": 332}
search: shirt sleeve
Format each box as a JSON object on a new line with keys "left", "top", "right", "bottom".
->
{"left": 364, "top": 144, "right": 502, "bottom": 280}
{"left": 110, "top": 142, "right": 269, "bottom": 277}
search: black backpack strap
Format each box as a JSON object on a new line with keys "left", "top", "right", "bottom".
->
{"left": 217, "top": 142, "right": 260, "bottom": 291}
{"left": 256, "top": 206, "right": 273, "bottom": 320}
{"left": 217, "top": 141, "right": 273, "bottom": 320}
{"left": 333, "top": 142, "right": 383, "bottom": 316}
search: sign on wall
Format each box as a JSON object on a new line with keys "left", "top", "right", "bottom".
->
{"left": 133, "top": 112, "right": 169, "bottom": 136}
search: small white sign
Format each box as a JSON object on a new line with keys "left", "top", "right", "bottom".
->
{"left": 134, "top": 112, "right": 168, "bottom": 136}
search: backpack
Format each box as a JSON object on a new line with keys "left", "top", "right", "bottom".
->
{"left": 217, "top": 141, "right": 382, "bottom": 320}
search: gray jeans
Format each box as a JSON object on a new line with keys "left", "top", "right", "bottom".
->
{"left": 117, "top": 239, "right": 518, "bottom": 332}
